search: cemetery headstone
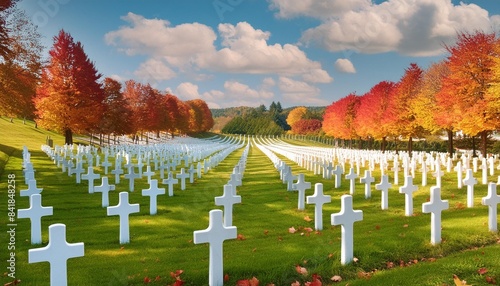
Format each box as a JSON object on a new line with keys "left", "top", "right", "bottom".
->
{"left": 399, "top": 176, "right": 418, "bottom": 216}
{"left": 331, "top": 195, "right": 363, "bottom": 265}
{"left": 292, "top": 174, "right": 311, "bottom": 210}
{"left": 375, "top": 174, "right": 392, "bottom": 210}
{"left": 142, "top": 179, "right": 165, "bottom": 215}
{"left": 463, "top": 169, "right": 477, "bottom": 208}
{"left": 482, "top": 182, "right": 500, "bottom": 232}
{"left": 422, "top": 186, "right": 449, "bottom": 245}
{"left": 306, "top": 183, "right": 331, "bottom": 230}
{"left": 17, "top": 194, "right": 53, "bottom": 244}
{"left": 107, "top": 192, "right": 140, "bottom": 244}
{"left": 94, "top": 177, "right": 115, "bottom": 207}
{"left": 214, "top": 184, "right": 241, "bottom": 226}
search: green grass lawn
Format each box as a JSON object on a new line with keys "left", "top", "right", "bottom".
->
{"left": 0, "top": 117, "right": 499, "bottom": 285}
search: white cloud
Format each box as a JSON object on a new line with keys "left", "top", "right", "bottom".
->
{"left": 204, "top": 22, "right": 331, "bottom": 79}
{"left": 173, "top": 80, "right": 275, "bottom": 108}
{"left": 105, "top": 12, "right": 216, "bottom": 68}
{"left": 134, "top": 58, "right": 176, "bottom": 83}
{"left": 334, "top": 58, "right": 356, "bottom": 73}
{"left": 298, "top": 0, "right": 498, "bottom": 56}
{"left": 269, "top": 0, "right": 371, "bottom": 20}
{"left": 278, "top": 77, "right": 328, "bottom": 106}
{"left": 106, "top": 17, "right": 331, "bottom": 82}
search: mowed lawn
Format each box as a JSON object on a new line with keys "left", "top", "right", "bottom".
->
{"left": 0, "top": 117, "right": 499, "bottom": 286}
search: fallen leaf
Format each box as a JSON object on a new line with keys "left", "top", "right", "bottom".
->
{"left": 173, "top": 280, "right": 185, "bottom": 286}
{"left": 403, "top": 224, "right": 409, "bottom": 228}
{"left": 291, "top": 281, "right": 301, "bottom": 286}
{"left": 237, "top": 234, "right": 246, "bottom": 240}
{"left": 289, "top": 227, "right": 297, "bottom": 234}
{"left": 375, "top": 225, "right": 381, "bottom": 230}
{"left": 453, "top": 274, "right": 471, "bottom": 286}
{"left": 3, "top": 280, "right": 21, "bottom": 286}
{"left": 353, "top": 257, "right": 359, "bottom": 263}
{"left": 170, "top": 270, "right": 184, "bottom": 279}
{"left": 486, "top": 276, "right": 496, "bottom": 284}
{"left": 264, "top": 230, "right": 269, "bottom": 235}
{"left": 331, "top": 275, "right": 342, "bottom": 282}
{"left": 224, "top": 274, "right": 229, "bottom": 282}
{"left": 304, "top": 215, "right": 312, "bottom": 222}
{"left": 144, "top": 276, "right": 151, "bottom": 284}
{"left": 155, "top": 275, "right": 161, "bottom": 281}
{"left": 296, "top": 265, "right": 308, "bottom": 275}
{"left": 304, "top": 227, "right": 314, "bottom": 233}
{"left": 478, "top": 268, "right": 488, "bottom": 275}
{"left": 249, "top": 276, "right": 259, "bottom": 286}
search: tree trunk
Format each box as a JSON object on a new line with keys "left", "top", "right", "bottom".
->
{"left": 381, "top": 137, "right": 386, "bottom": 153}
{"left": 480, "top": 131, "right": 488, "bottom": 157}
{"left": 408, "top": 136, "right": 413, "bottom": 157}
{"left": 447, "top": 129, "right": 454, "bottom": 156}
{"left": 472, "top": 136, "right": 477, "bottom": 157}
{"left": 64, "top": 128, "right": 73, "bottom": 145}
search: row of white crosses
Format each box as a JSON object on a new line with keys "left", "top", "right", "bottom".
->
{"left": 193, "top": 142, "right": 249, "bottom": 286}
{"left": 19, "top": 147, "right": 85, "bottom": 286}
{"left": 256, "top": 138, "right": 500, "bottom": 261}
{"left": 25, "top": 137, "right": 246, "bottom": 285}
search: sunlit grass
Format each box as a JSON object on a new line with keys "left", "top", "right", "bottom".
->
{"left": 0, "top": 118, "right": 499, "bottom": 285}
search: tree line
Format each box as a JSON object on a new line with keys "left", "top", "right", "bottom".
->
{"left": 323, "top": 31, "right": 500, "bottom": 157}
{"left": 0, "top": 3, "right": 213, "bottom": 145}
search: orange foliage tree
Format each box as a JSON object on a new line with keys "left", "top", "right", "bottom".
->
{"left": 437, "top": 31, "right": 500, "bottom": 156}
{"left": 186, "top": 99, "right": 214, "bottom": 133}
{"left": 291, "top": 119, "right": 322, "bottom": 135}
{"left": 34, "top": 30, "right": 104, "bottom": 144}
{"left": 323, "top": 93, "right": 360, "bottom": 146}
{"left": 100, "top": 77, "right": 133, "bottom": 142}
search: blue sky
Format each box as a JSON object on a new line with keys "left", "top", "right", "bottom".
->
{"left": 19, "top": 0, "right": 500, "bottom": 109}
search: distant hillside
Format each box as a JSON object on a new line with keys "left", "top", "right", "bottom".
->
{"left": 211, "top": 106, "right": 326, "bottom": 118}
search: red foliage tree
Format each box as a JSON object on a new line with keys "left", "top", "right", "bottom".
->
{"left": 100, "top": 77, "right": 133, "bottom": 143}
{"left": 292, "top": 119, "right": 322, "bottom": 135}
{"left": 354, "top": 81, "right": 396, "bottom": 151}
{"left": 34, "top": 30, "right": 104, "bottom": 144}
{"left": 323, "top": 93, "right": 360, "bottom": 145}
{"left": 186, "top": 99, "right": 214, "bottom": 133}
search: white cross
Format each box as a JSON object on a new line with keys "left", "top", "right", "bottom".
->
{"left": 176, "top": 168, "right": 190, "bottom": 190}
{"left": 399, "top": 176, "right": 418, "bottom": 216}
{"left": 215, "top": 184, "right": 242, "bottom": 226}
{"left": 197, "top": 162, "right": 202, "bottom": 178}
{"left": 306, "top": 183, "right": 331, "bottom": 230}
{"left": 332, "top": 165, "right": 343, "bottom": 188}
{"left": 162, "top": 172, "right": 178, "bottom": 197}
{"left": 101, "top": 157, "right": 112, "bottom": 175}
{"left": 71, "top": 162, "right": 84, "bottom": 184}
{"left": 331, "top": 195, "right": 363, "bottom": 265}
{"left": 28, "top": 224, "right": 84, "bottom": 286}
{"left": 142, "top": 179, "right": 165, "bottom": 215}
{"left": 20, "top": 179, "right": 43, "bottom": 197}
{"left": 124, "top": 166, "right": 140, "bottom": 192}
{"left": 18, "top": 194, "right": 53, "bottom": 244}
{"left": 392, "top": 158, "right": 400, "bottom": 185}
{"left": 482, "top": 182, "right": 500, "bottom": 232}
{"left": 360, "top": 170, "right": 375, "bottom": 199}
{"left": 421, "top": 162, "right": 428, "bottom": 186}
{"left": 422, "top": 186, "right": 449, "bottom": 245}
{"left": 454, "top": 161, "right": 463, "bottom": 189}
{"left": 188, "top": 165, "right": 196, "bottom": 183}
{"left": 158, "top": 162, "right": 169, "bottom": 179}
{"left": 111, "top": 161, "right": 124, "bottom": 184}
{"left": 463, "top": 169, "right": 477, "bottom": 208}
{"left": 325, "top": 162, "right": 334, "bottom": 179}
{"left": 107, "top": 192, "right": 140, "bottom": 244}
{"left": 284, "top": 171, "right": 297, "bottom": 191}
{"left": 193, "top": 209, "right": 237, "bottom": 286}
{"left": 81, "top": 167, "right": 100, "bottom": 194}
{"left": 375, "top": 174, "right": 392, "bottom": 210}
{"left": 143, "top": 166, "right": 155, "bottom": 184}
{"left": 292, "top": 174, "right": 311, "bottom": 210}
{"left": 433, "top": 163, "right": 444, "bottom": 188}
{"left": 94, "top": 177, "right": 115, "bottom": 207}
{"left": 345, "top": 167, "right": 358, "bottom": 195}
{"left": 24, "top": 170, "right": 35, "bottom": 185}
{"left": 481, "top": 158, "right": 488, "bottom": 185}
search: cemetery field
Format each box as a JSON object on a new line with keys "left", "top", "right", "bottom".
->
{"left": 1, "top": 118, "right": 500, "bottom": 286}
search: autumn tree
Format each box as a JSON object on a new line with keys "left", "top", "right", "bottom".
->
{"left": 0, "top": 0, "right": 15, "bottom": 60}
{"left": 0, "top": 5, "right": 43, "bottom": 121}
{"left": 186, "top": 99, "right": 214, "bottom": 133}
{"left": 323, "top": 93, "right": 360, "bottom": 146}
{"left": 386, "top": 63, "right": 424, "bottom": 154}
{"left": 292, "top": 119, "right": 322, "bottom": 135}
{"left": 286, "top": 106, "right": 308, "bottom": 132}
{"left": 437, "top": 31, "right": 500, "bottom": 156}
{"left": 354, "top": 81, "right": 396, "bottom": 151}
{"left": 100, "top": 77, "right": 133, "bottom": 142}
{"left": 34, "top": 30, "right": 104, "bottom": 144}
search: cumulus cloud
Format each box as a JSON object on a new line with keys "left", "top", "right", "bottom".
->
{"left": 278, "top": 77, "right": 328, "bottom": 106}
{"left": 173, "top": 79, "right": 275, "bottom": 108}
{"left": 105, "top": 16, "right": 331, "bottom": 81}
{"left": 134, "top": 58, "right": 176, "bottom": 83}
{"left": 297, "top": 0, "right": 498, "bottom": 56}
{"left": 269, "top": 0, "right": 371, "bottom": 20}
{"left": 334, "top": 58, "right": 356, "bottom": 73}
